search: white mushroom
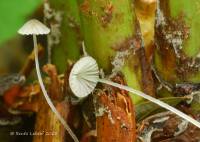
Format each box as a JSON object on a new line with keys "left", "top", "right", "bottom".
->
{"left": 18, "top": 19, "right": 79, "bottom": 142}
{"left": 69, "top": 56, "right": 200, "bottom": 129}
{"left": 69, "top": 56, "right": 99, "bottom": 98}
{"left": 18, "top": 19, "right": 50, "bottom": 35}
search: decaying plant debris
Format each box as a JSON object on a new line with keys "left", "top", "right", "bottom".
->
{"left": 1, "top": 0, "right": 200, "bottom": 142}
{"left": 137, "top": 111, "right": 200, "bottom": 142}
{"left": 95, "top": 75, "right": 136, "bottom": 142}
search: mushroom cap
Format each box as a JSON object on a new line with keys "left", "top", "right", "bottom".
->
{"left": 69, "top": 56, "right": 99, "bottom": 98}
{"left": 18, "top": 19, "right": 50, "bottom": 35}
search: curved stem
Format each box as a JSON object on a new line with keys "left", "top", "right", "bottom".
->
{"left": 98, "top": 78, "right": 200, "bottom": 129}
{"left": 33, "top": 35, "right": 79, "bottom": 142}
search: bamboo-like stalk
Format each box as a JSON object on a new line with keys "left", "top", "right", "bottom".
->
{"left": 47, "top": 0, "right": 81, "bottom": 73}
{"left": 135, "top": 0, "right": 156, "bottom": 61}
{"left": 77, "top": 0, "right": 138, "bottom": 141}
{"left": 77, "top": 0, "right": 150, "bottom": 103}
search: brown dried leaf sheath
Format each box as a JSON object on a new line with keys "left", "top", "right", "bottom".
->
{"left": 33, "top": 99, "right": 69, "bottom": 142}
{"left": 96, "top": 91, "right": 136, "bottom": 142}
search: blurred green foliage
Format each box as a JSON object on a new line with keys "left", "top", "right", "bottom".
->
{"left": 0, "top": 0, "right": 42, "bottom": 45}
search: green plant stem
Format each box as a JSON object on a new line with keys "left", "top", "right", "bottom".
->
{"left": 33, "top": 35, "right": 79, "bottom": 142}
{"left": 78, "top": 0, "right": 146, "bottom": 103}
{"left": 48, "top": 0, "right": 81, "bottom": 73}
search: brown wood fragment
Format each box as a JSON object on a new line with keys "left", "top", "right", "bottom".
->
{"left": 32, "top": 99, "right": 69, "bottom": 142}
{"left": 33, "top": 64, "right": 70, "bottom": 142}
{"left": 80, "top": 130, "right": 96, "bottom": 142}
{"left": 131, "top": 26, "right": 155, "bottom": 97}
{"left": 42, "top": 64, "right": 63, "bottom": 101}
{"left": 20, "top": 44, "right": 44, "bottom": 77}
{"left": 137, "top": 111, "right": 200, "bottom": 142}
{"left": 137, "top": 47, "right": 155, "bottom": 97}
{"left": 96, "top": 86, "right": 136, "bottom": 142}
{"left": 12, "top": 84, "right": 41, "bottom": 112}
{"left": 158, "top": 124, "right": 200, "bottom": 142}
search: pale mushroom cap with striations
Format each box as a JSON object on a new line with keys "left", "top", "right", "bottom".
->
{"left": 18, "top": 19, "right": 50, "bottom": 35}
{"left": 69, "top": 56, "right": 99, "bottom": 98}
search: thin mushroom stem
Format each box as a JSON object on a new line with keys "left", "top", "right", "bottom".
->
{"left": 98, "top": 78, "right": 200, "bottom": 129}
{"left": 33, "top": 35, "right": 79, "bottom": 142}
{"left": 82, "top": 41, "right": 88, "bottom": 56}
